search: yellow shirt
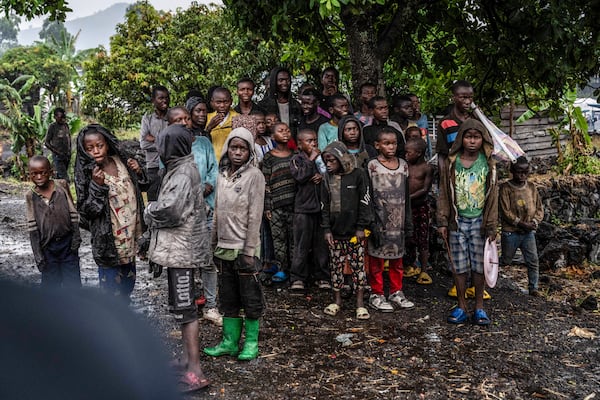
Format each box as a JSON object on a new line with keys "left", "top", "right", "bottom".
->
{"left": 207, "top": 109, "right": 239, "bottom": 160}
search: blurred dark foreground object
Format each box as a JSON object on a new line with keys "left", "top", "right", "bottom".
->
{"left": 0, "top": 280, "right": 180, "bottom": 400}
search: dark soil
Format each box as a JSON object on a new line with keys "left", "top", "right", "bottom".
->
{"left": 1, "top": 181, "right": 598, "bottom": 400}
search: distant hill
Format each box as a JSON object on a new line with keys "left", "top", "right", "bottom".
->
{"left": 17, "top": 3, "right": 130, "bottom": 51}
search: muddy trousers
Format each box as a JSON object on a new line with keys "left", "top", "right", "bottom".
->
{"left": 269, "top": 207, "right": 294, "bottom": 274}
{"left": 216, "top": 257, "right": 263, "bottom": 319}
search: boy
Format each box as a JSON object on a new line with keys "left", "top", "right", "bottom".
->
{"left": 499, "top": 156, "right": 544, "bottom": 296}
{"left": 366, "top": 129, "right": 414, "bottom": 312}
{"left": 204, "top": 127, "right": 265, "bottom": 361}
{"left": 318, "top": 93, "right": 349, "bottom": 150}
{"left": 437, "top": 119, "right": 498, "bottom": 325}
{"left": 321, "top": 141, "right": 373, "bottom": 320}
{"left": 298, "top": 88, "right": 329, "bottom": 135}
{"left": 262, "top": 122, "right": 296, "bottom": 283}
{"left": 337, "top": 114, "right": 377, "bottom": 170}
{"left": 390, "top": 95, "right": 415, "bottom": 132}
{"left": 44, "top": 108, "right": 71, "bottom": 181}
{"left": 289, "top": 129, "right": 330, "bottom": 291}
{"left": 354, "top": 82, "right": 376, "bottom": 126}
{"left": 258, "top": 67, "right": 302, "bottom": 136}
{"left": 140, "top": 85, "right": 170, "bottom": 201}
{"left": 362, "top": 96, "right": 405, "bottom": 159}
{"left": 144, "top": 124, "right": 210, "bottom": 392}
{"left": 403, "top": 138, "right": 434, "bottom": 285}
{"left": 252, "top": 110, "right": 275, "bottom": 163}
{"left": 234, "top": 77, "right": 264, "bottom": 115}
{"left": 26, "top": 155, "right": 81, "bottom": 288}
{"left": 206, "top": 86, "right": 239, "bottom": 160}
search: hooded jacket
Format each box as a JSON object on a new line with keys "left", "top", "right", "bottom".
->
{"left": 258, "top": 66, "right": 302, "bottom": 134}
{"left": 436, "top": 119, "right": 498, "bottom": 237}
{"left": 212, "top": 127, "right": 265, "bottom": 256}
{"left": 74, "top": 124, "right": 147, "bottom": 266}
{"left": 145, "top": 124, "right": 210, "bottom": 269}
{"left": 337, "top": 115, "right": 377, "bottom": 170}
{"left": 320, "top": 141, "right": 373, "bottom": 240}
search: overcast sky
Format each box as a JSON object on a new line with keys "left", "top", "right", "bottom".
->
{"left": 20, "top": 0, "right": 217, "bottom": 29}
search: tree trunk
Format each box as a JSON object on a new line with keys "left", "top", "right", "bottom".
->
{"left": 340, "top": 9, "right": 385, "bottom": 105}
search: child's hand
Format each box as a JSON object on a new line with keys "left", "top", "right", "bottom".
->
{"left": 310, "top": 173, "right": 322, "bottom": 184}
{"left": 264, "top": 210, "right": 272, "bottom": 220}
{"left": 518, "top": 221, "right": 536, "bottom": 231}
{"left": 324, "top": 232, "right": 334, "bottom": 247}
{"left": 487, "top": 232, "right": 497, "bottom": 242}
{"left": 203, "top": 183, "right": 214, "bottom": 197}
{"left": 437, "top": 226, "right": 448, "bottom": 241}
{"left": 92, "top": 166, "right": 105, "bottom": 185}
{"left": 309, "top": 147, "right": 320, "bottom": 161}
{"left": 206, "top": 113, "right": 224, "bottom": 131}
{"left": 127, "top": 158, "right": 142, "bottom": 175}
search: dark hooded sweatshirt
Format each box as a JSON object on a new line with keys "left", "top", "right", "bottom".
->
{"left": 74, "top": 124, "right": 147, "bottom": 266}
{"left": 337, "top": 115, "right": 377, "bottom": 170}
{"left": 258, "top": 66, "right": 302, "bottom": 136}
{"left": 320, "top": 141, "right": 373, "bottom": 240}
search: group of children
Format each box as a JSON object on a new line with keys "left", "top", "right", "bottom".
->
{"left": 26, "top": 73, "right": 545, "bottom": 393}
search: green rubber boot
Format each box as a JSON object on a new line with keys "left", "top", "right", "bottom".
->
{"left": 238, "top": 318, "right": 260, "bottom": 361}
{"left": 203, "top": 317, "right": 242, "bottom": 357}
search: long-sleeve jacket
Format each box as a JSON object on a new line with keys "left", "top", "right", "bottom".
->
{"left": 499, "top": 181, "right": 544, "bottom": 232}
{"left": 290, "top": 151, "right": 321, "bottom": 214}
{"left": 145, "top": 154, "right": 210, "bottom": 269}
{"left": 191, "top": 135, "right": 217, "bottom": 211}
{"left": 436, "top": 119, "right": 498, "bottom": 237}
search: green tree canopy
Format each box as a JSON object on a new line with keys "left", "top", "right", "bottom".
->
{"left": 82, "top": 2, "right": 280, "bottom": 129}
{"left": 0, "top": 0, "right": 71, "bottom": 21}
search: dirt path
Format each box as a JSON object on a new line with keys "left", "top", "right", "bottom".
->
{"left": 1, "top": 185, "right": 598, "bottom": 399}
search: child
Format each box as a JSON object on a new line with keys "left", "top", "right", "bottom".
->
{"left": 390, "top": 95, "right": 415, "bottom": 132}
{"left": 144, "top": 124, "right": 210, "bottom": 392}
{"left": 321, "top": 141, "right": 373, "bottom": 320}
{"left": 289, "top": 129, "right": 330, "bottom": 291}
{"left": 26, "top": 155, "right": 81, "bottom": 288}
{"left": 437, "top": 119, "right": 498, "bottom": 325}
{"left": 354, "top": 82, "right": 376, "bottom": 126}
{"left": 261, "top": 122, "right": 296, "bottom": 283}
{"left": 234, "top": 77, "right": 263, "bottom": 115}
{"left": 366, "top": 129, "right": 414, "bottom": 312}
{"left": 338, "top": 114, "right": 377, "bottom": 170}
{"left": 206, "top": 86, "right": 239, "bottom": 160}
{"left": 265, "top": 112, "right": 279, "bottom": 137}
{"left": 298, "top": 88, "right": 329, "bottom": 135}
{"left": 140, "top": 85, "right": 169, "bottom": 201}
{"left": 318, "top": 93, "right": 349, "bottom": 150}
{"left": 185, "top": 95, "right": 212, "bottom": 142}
{"left": 44, "top": 108, "right": 71, "bottom": 181}
{"left": 75, "top": 124, "right": 147, "bottom": 302}
{"left": 204, "top": 127, "right": 265, "bottom": 361}
{"left": 362, "top": 96, "right": 405, "bottom": 159}
{"left": 499, "top": 156, "right": 544, "bottom": 296}
{"left": 403, "top": 138, "right": 434, "bottom": 285}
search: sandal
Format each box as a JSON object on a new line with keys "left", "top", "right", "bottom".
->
{"left": 404, "top": 265, "right": 421, "bottom": 278}
{"left": 179, "top": 372, "right": 210, "bottom": 393}
{"left": 472, "top": 308, "right": 491, "bottom": 326}
{"left": 324, "top": 303, "right": 341, "bottom": 316}
{"left": 271, "top": 271, "right": 288, "bottom": 282}
{"left": 466, "top": 286, "right": 492, "bottom": 300}
{"left": 447, "top": 307, "right": 468, "bottom": 324}
{"left": 356, "top": 307, "right": 370, "bottom": 320}
{"left": 416, "top": 271, "right": 433, "bottom": 285}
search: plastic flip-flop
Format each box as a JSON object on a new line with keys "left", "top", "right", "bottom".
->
{"left": 447, "top": 307, "right": 468, "bottom": 324}
{"left": 271, "top": 271, "right": 288, "bottom": 282}
{"left": 472, "top": 308, "right": 491, "bottom": 326}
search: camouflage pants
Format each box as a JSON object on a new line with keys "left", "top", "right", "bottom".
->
{"left": 269, "top": 206, "right": 294, "bottom": 274}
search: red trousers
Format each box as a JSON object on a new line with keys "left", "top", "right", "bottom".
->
{"left": 367, "top": 255, "right": 404, "bottom": 295}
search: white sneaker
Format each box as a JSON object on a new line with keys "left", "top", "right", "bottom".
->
{"left": 203, "top": 308, "right": 223, "bottom": 326}
{"left": 389, "top": 290, "right": 415, "bottom": 309}
{"left": 369, "top": 294, "right": 394, "bottom": 312}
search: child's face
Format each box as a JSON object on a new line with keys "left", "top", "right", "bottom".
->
{"left": 152, "top": 90, "right": 170, "bottom": 113}
{"left": 254, "top": 115, "right": 266, "bottom": 135}
{"left": 375, "top": 133, "right": 397, "bottom": 159}
{"left": 191, "top": 103, "right": 208, "bottom": 127}
{"left": 342, "top": 121, "right": 360, "bottom": 144}
{"left": 300, "top": 95, "right": 318, "bottom": 116}
{"left": 372, "top": 100, "right": 389, "bottom": 121}
{"left": 265, "top": 114, "right": 279, "bottom": 133}
{"left": 212, "top": 90, "right": 232, "bottom": 114}
{"left": 453, "top": 86, "right": 474, "bottom": 113}
{"left": 405, "top": 128, "right": 421, "bottom": 141}
{"left": 410, "top": 95, "right": 421, "bottom": 113}
{"left": 227, "top": 137, "right": 250, "bottom": 169}
{"left": 29, "top": 160, "right": 52, "bottom": 188}
{"left": 323, "top": 153, "right": 341, "bottom": 174}
{"left": 511, "top": 163, "right": 530, "bottom": 185}
{"left": 169, "top": 109, "right": 191, "bottom": 128}
{"left": 395, "top": 100, "right": 414, "bottom": 119}
{"left": 272, "top": 123, "right": 291, "bottom": 144}
{"left": 276, "top": 71, "right": 291, "bottom": 94}
{"left": 297, "top": 132, "right": 317, "bottom": 155}
{"left": 54, "top": 111, "right": 66, "bottom": 124}
{"left": 83, "top": 132, "right": 109, "bottom": 166}
{"left": 237, "top": 81, "right": 254, "bottom": 103}
{"left": 329, "top": 98, "right": 349, "bottom": 119}
{"left": 404, "top": 145, "right": 421, "bottom": 164}
{"left": 360, "top": 86, "right": 376, "bottom": 105}
{"left": 462, "top": 129, "right": 483, "bottom": 154}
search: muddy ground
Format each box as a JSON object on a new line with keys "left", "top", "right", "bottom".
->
{"left": 1, "top": 181, "right": 598, "bottom": 400}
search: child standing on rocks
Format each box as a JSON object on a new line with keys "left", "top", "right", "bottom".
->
{"left": 499, "top": 156, "right": 544, "bottom": 296}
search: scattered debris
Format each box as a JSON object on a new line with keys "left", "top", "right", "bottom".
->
{"left": 567, "top": 326, "right": 596, "bottom": 339}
